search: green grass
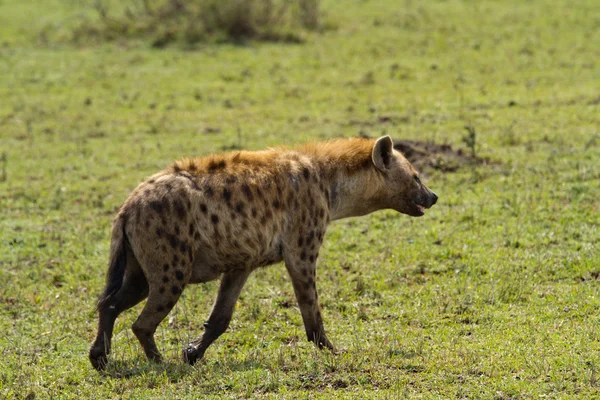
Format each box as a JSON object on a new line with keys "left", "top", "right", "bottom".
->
{"left": 1, "top": 0, "right": 599, "bottom": 398}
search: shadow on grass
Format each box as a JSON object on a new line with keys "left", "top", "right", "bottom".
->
{"left": 101, "top": 359, "right": 192, "bottom": 380}
{"left": 100, "top": 356, "right": 266, "bottom": 380}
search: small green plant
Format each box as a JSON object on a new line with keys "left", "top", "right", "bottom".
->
{"left": 0, "top": 152, "right": 6, "bottom": 182}
{"left": 462, "top": 125, "right": 477, "bottom": 159}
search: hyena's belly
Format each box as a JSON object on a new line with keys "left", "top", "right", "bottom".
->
{"left": 190, "top": 228, "right": 285, "bottom": 283}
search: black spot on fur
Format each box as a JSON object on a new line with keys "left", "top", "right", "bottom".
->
{"left": 303, "top": 167, "right": 310, "bottom": 180}
{"left": 273, "top": 200, "right": 280, "bottom": 209}
{"left": 300, "top": 251, "right": 306, "bottom": 261}
{"left": 300, "top": 293, "right": 314, "bottom": 306}
{"left": 162, "top": 276, "right": 169, "bottom": 283}
{"left": 168, "top": 234, "right": 180, "bottom": 249}
{"left": 226, "top": 176, "right": 237, "bottom": 184}
{"left": 173, "top": 164, "right": 182, "bottom": 173}
{"left": 179, "top": 241, "right": 188, "bottom": 254}
{"left": 156, "top": 227, "right": 164, "bottom": 238}
{"left": 200, "top": 203, "right": 208, "bottom": 214}
{"left": 171, "top": 286, "right": 180, "bottom": 295}
{"left": 211, "top": 214, "right": 219, "bottom": 224}
{"left": 205, "top": 185, "right": 214, "bottom": 197}
{"left": 167, "top": 301, "right": 174, "bottom": 308}
{"left": 251, "top": 208, "right": 257, "bottom": 218}
{"left": 223, "top": 188, "right": 232, "bottom": 202}
{"left": 149, "top": 200, "right": 164, "bottom": 214}
{"left": 176, "top": 270, "right": 184, "bottom": 281}
{"left": 208, "top": 159, "right": 226, "bottom": 172}
{"left": 235, "top": 202, "right": 245, "bottom": 214}
{"left": 175, "top": 226, "right": 180, "bottom": 235}
{"left": 148, "top": 179, "right": 156, "bottom": 184}
{"left": 242, "top": 184, "right": 253, "bottom": 201}
{"left": 309, "top": 255, "right": 315, "bottom": 263}
{"left": 173, "top": 254, "right": 179, "bottom": 265}
{"left": 159, "top": 287, "right": 165, "bottom": 294}
{"left": 174, "top": 199, "right": 186, "bottom": 219}
{"left": 188, "top": 222, "right": 195, "bottom": 236}
{"left": 157, "top": 305, "right": 165, "bottom": 312}
{"left": 298, "top": 237, "right": 304, "bottom": 247}
{"left": 163, "top": 263, "right": 170, "bottom": 272}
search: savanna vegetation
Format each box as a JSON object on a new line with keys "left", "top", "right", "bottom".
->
{"left": 1, "top": 0, "right": 599, "bottom": 398}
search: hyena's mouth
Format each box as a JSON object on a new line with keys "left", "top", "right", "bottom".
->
{"left": 415, "top": 202, "right": 425, "bottom": 214}
{"left": 411, "top": 200, "right": 426, "bottom": 217}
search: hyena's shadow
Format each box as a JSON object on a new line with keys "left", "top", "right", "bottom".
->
{"left": 100, "top": 359, "right": 191, "bottom": 380}
{"left": 100, "top": 357, "right": 266, "bottom": 380}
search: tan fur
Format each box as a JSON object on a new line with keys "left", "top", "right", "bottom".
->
{"left": 89, "top": 136, "right": 438, "bottom": 369}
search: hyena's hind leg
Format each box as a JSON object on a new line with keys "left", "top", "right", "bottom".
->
{"left": 89, "top": 248, "right": 148, "bottom": 370}
{"left": 130, "top": 251, "right": 192, "bottom": 363}
{"left": 184, "top": 269, "right": 251, "bottom": 365}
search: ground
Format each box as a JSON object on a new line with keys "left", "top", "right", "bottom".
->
{"left": 0, "top": 0, "right": 599, "bottom": 398}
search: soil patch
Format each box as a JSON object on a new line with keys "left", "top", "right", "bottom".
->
{"left": 392, "top": 139, "right": 489, "bottom": 173}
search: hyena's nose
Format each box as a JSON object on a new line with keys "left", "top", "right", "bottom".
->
{"left": 430, "top": 191, "right": 438, "bottom": 206}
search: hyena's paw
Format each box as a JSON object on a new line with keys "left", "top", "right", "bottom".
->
{"left": 183, "top": 344, "right": 205, "bottom": 366}
{"left": 89, "top": 346, "right": 108, "bottom": 371}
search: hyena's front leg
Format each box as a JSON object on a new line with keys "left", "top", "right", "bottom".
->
{"left": 284, "top": 250, "right": 335, "bottom": 351}
{"left": 184, "top": 269, "right": 251, "bottom": 365}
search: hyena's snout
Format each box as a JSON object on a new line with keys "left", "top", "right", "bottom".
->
{"left": 409, "top": 187, "right": 438, "bottom": 217}
{"left": 428, "top": 191, "right": 438, "bottom": 208}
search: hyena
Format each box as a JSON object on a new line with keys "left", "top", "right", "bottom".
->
{"left": 89, "top": 135, "right": 438, "bottom": 370}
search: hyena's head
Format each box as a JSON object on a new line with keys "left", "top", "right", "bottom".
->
{"left": 371, "top": 135, "right": 438, "bottom": 217}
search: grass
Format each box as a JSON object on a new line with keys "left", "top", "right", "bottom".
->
{"left": 1, "top": 0, "right": 599, "bottom": 397}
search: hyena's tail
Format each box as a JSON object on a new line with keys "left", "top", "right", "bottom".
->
{"left": 96, "top": 214, "right": 128, "bottom": 311}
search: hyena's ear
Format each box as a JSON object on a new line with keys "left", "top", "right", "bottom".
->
{"left": 372, "top": 135, "right": 394, "bottom": 172}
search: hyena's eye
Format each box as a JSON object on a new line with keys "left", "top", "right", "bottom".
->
{"left": 414, "top": 175, "right": 421, "bottom": 184}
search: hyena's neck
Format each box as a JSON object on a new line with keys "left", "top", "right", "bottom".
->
{"left": 300, "top": 138, "right": 382, "bottom": 221}
{"left": 324, "top": 167, "right": 383, "bottom": 221}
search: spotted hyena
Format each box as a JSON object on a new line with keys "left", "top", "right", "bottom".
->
{"left": 89, "top": 135, "right": 438, "bottom": 370}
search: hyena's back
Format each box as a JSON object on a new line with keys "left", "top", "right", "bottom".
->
{"left": 121, "top": 154, "right": 323, "bottom": 285}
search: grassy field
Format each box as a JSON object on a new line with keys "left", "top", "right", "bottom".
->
{"left": 1, "top": 0, "right": 599, "bottom": 398}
